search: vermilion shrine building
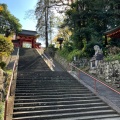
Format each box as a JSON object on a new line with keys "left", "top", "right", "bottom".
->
{"left": 104, "top": 25, "right": 120, "bottom": 45}
{"left": 12, "top": 29, "right": 41, "bottom": 48}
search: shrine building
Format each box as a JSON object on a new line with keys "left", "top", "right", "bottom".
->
{"left": 104, "top": 25, "right": 120, "bottom": 45}
{"left": 12, "top": 29, "right": 41, "bottom": 48}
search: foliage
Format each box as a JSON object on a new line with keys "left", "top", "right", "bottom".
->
{"left": 52, "top": 26, "right": 72, "bottom": 47}
{"left": 104, "top": 53, "right": 120, "bottom": 61}
{"left": 34, "top": 0, "right": 120, "bottom": 58}
{"left": 48, "top": 44, "right": 58, "bottom": 51}
{"left": 55, "top": 0, "right": 120, "bottom": 60}
{"left": 0, "top": 4, "right": 22, "bottom": 35}
{"left": 63, "top": 41, "right": 74, "bottom": 52}
{"left": 57, "top": 47, "right": 69, "bottom": 59}
{"left": 105, "top": 45, "right": 120, "bottom": 57}
{"left": 0, "top": 103, "right": 4, "bottom": 120}
{"left": 0, "top": 35, "right": 13, "bottom": 57}
{"left": 34, "top": 0, "right": 72, "bottom": 47}
{"left": 67, "top": 49, "right": 83, "bottom": 61}
{"left": 108, "top": 38, "right": 120, "bottom": 47}
{"left": 0, "top": 61, "right": 6, "bottom": 69}
{"left": 5, "top": 69, "right": 12, "bottom": 75}
{"left": 57, "top": 27, "right": 72, "bottom": 41}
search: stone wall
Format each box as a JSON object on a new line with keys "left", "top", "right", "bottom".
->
{"left": 54, "top": 53, "right": 89, "bottom": 70}
{"left": 95, "top": 60, "right": 120, "bottom": 88}
{"left": 54, "top": 53, "right": 120, "bottom": 88}
{"left": 72, "top": 58, "right": 89, "bottom": 68}
{"left": 54, "top": 53, "right": 69, "bottom": 70}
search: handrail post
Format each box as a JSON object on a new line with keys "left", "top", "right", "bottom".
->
{"left": 4, "top": 100, "right": 7, "bottom": 120}
{"left": 94, "top": 80, "right": 97, "bottom": 93}
{"left": 68, "top": 63, "right": 70, "bottom": 72}
{"left": 78, "top": 70, "right": 80, "bottom": 79}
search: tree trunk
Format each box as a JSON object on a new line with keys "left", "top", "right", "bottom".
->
{"left": 45, "top": 0, "right": 49, "bottom": 48}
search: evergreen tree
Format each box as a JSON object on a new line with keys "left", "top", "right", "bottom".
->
{"left": 0, "top": 4, "right": 22, "bottom": 36}
{"left": 62, "top": 0, "right": 120, "bottom": 53}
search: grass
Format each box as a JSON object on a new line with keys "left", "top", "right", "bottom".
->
{"left": 5, "top": 69, "right": 13, "bottom": 75}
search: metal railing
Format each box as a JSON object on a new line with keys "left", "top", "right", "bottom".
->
{"left": 68, "top": 63, "right": 120, "bottom": 95}
{"left": 4, "top": 48, "right": 19, "bottom": 120}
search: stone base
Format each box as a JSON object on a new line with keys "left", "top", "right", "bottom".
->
{"left": 105, "top": 79, "right": 111, "bottom": 83}
{"left": 89, "top": 69, "right": 97, "bottom": 74}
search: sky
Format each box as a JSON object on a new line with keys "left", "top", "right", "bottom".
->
{"left": 0, "top": 0, "right": 60, "bottom": 46}
{"left": 0, "top": 0, "right": 38, "bottom": 31}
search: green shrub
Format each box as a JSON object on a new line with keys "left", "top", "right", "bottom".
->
{"left": 67, "top": 49, "right": 81, "bottom": 61}
{"left": 104, "top": 53, "right": 120, "bottom": 61}
{"left": 57, "top": 48, "right": 69, "bottom": 58}
{"left": 48, "top": 44, "right": 57, "bottom": 51}
{"left": 0, "top": 35, "right": 13, "bottom": 56}
{"left": 0, "top": 103, "right": 4, "bottom": 120}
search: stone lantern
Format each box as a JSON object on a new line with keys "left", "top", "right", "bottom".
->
{"left": 57, "top": 38, "right": 63, "bottom": 50}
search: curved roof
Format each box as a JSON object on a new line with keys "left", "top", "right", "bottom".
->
{"left": 18, "top": 29, "right": 40, "bottom": 37}
{"left": 104, "top": 25, "right": 120, "bottom": 38}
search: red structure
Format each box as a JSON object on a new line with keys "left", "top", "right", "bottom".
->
{"left": 104, "top": 25, "right": 120, "bottom": 45}
{"left": 12, "top": 29, "right": 41, "bottom": 48}
{"left": 105, "top": 25, "right": 120, "bottom": 38}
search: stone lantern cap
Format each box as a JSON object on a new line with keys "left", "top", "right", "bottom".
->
{"left": 57, "top": 38, "right": 64, "bottom": 44}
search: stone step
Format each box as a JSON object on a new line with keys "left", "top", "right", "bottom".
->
{"left": 15, "top": 90, "right": 93, "bottom": 94}
{"left": 15, "top": 95, "right": 98, "bottom": 100}
{"left": 12, "top": 115, "right": 120, "bottom": 120}
{"left": 15, "top": 92, "right": 95, "bottom": 96}
{"left": 16, "top": 84, "right": 85, "bottom": 90}
{"left": 15, "top": 87, "right": 86, "bottom": 90}
{"left": 17, "top": 75, "right": 80, "bottom": 79}
{"left": 14, "top": 103, "right": 110, "bottom": 112}
{"left": 14, "top": 98, "right": 102, "bottom": 103}
{"left": 16, "top": 82, "right": 84, "bottom": 86}
{"left": 16, "top": 78, "right": 79, "bottom": 81}
{"left": 13, "top": 109, "right": 117, "bottom": 119}
{"left": 13, "top": 101, "right": 108, "bottom": 108}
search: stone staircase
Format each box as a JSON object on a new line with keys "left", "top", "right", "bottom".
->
{"left": 12, "top": 48, "right": 120, "bottom": 120}
{"left": 18, "top": 48, "right": 51, "bottom": 71}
